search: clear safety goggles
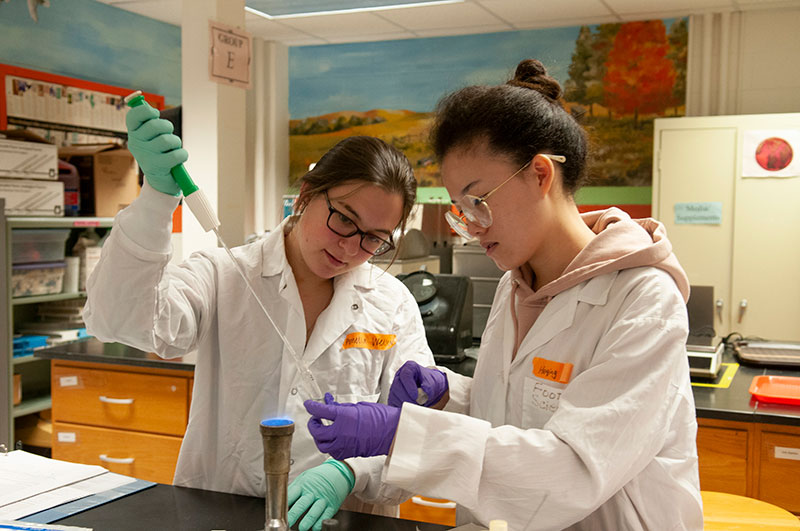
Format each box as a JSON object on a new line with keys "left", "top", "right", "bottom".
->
{"left": 444, "top": 154, "right": 566, "bottom": 240}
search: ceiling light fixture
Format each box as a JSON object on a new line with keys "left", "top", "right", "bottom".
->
{"left": 245, "top": 0, "right": 463, "bottom": 20}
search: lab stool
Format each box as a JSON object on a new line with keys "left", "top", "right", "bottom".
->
{"left": 702, "top": 491, "right": 800, "bottom": 530}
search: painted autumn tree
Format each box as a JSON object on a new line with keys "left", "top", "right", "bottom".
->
{"left": 667, "top": 18, "right": 688, "bottom": 114}
{"left": 565, "top": 24, "right": 620, "bottom": 116}
{"left": 603, "top": 20, "right": 676, "bottom": 126}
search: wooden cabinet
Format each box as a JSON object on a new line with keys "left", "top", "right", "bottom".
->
{"left": 697, "top": 418, "right": 800, "bottom": 514}
{"left": 653, "top": 113, "right": 800, "bottom": 341}
{"left": 51, "top": 360, "right": 192, "bottom": 483}
{"left": 696, "top": 418, "right": 753, "bottom": 496}
{"left": 753, "top": 424, "right": 800, "bottom": 514}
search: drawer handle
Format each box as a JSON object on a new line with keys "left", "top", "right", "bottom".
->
{"left": 99, "top": 454, "right": 135, "bottom": 464}
{"left": 98, "top": 395, "right": 134, "bottom": 405}
{"left": 411, "top": 496, "right": 456, "bottom": 509}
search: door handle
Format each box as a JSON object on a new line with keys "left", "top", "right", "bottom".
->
{"left": 738, "top": 299, "right": 748, "bottom": 324}
{"left": 715, "top": 299, "right": 723, "bottom": 321}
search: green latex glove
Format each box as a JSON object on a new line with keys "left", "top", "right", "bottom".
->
{"left": 288, "top": 460, "right": 354, "bottom": 531}
{"left": 125, "top": 104, "right": 188, "bottom": 196}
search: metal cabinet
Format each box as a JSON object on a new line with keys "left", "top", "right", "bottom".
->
{"left": 452, "top": 243, "right": 503, "bottom": 340}
{"left": 0, "top": 203, "right": 113, "bottom": 448}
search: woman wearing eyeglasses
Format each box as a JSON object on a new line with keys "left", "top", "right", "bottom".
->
{"left": 303, "top": 59, "right": 703, "bottom": 530}
{"left": 84, "top": 132, "right": 436, "bottom": 530}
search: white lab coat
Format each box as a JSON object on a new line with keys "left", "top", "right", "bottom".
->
{"left": 385, "top": 266, "right": 704, "bottom": 530}
{"left": 84, "top": 184, "right": 434, "bottom": 499}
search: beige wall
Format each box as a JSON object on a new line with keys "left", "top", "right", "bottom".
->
{"left": 687, "top": 8, "right": 800, "bottom": 116}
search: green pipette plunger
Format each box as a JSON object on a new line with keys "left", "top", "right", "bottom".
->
{"left": 124, "top": 91, "right": 219, "bottom": 233}
{"left": 125, "top": 92, "right": 198, "bottom": 197}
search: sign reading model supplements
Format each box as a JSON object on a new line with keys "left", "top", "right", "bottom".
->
{"left": 208, "top": 20, "right": 252, "bottom": 89}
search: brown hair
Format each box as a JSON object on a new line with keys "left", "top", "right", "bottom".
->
{"left": 429, "top": 59, "right": 589, "bottom": 195}
{"left": 294, "top": 136, "right": 417, "bottom": 236}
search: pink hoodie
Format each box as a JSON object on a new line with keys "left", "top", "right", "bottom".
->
{"left": 510, "top": 207, "right": 690, "bottom": 355}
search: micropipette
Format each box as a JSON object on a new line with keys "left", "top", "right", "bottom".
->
{"left": 125, "top": 91, "right": 324, "bottom": 402}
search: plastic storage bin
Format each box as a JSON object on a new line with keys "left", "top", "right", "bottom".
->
{"left": 12, "top": 229, "right": 70, "bottom": 264}
{"left": 11, "top": 261, "right": 66, "bottom": 297}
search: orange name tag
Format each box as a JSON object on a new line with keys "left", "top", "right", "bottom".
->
{"left": 532, "top": 357, "right": 573, "bottom": 384}
{"left": 342, "top": 332, "right": 397, "bottom": 350}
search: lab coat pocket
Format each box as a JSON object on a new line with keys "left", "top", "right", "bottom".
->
{"left": 521, "top": 376, "right": 564, "bottom": 429}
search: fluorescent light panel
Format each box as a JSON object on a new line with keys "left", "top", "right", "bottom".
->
{"left": 245, "top": 0, "right": 463, "bottom": 20}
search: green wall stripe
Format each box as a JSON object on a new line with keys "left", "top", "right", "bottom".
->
{"left": 416, "top": 186, "right": 652, "bottom": 205}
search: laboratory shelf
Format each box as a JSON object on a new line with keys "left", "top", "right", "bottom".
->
{"left": 13, "top": 395, "right": 51, "bottom": 418}
{"left": 7, "top": 217, "right": 114, "bottom": 229}
{"left": 13, "top": 291, "right": 87, "bottom": 306}
{"left": 12, "top": 353, "right": 49, "bottom": 366}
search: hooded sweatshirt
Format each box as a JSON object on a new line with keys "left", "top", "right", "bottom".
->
{"left": 511, "top": 207, "right": 690, "bottom": 356}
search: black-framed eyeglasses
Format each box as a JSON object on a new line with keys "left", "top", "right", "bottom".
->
{"left": 324, "top": 191, "right": 395, "bottom": 256}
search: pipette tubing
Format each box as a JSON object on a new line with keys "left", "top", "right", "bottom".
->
{"left": 214, "top": 228, "right": 324, "bottom": 401}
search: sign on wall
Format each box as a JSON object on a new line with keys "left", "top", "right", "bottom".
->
{"left": 742, "top": 129, "right": 799, "bottom": 178}
{"left": 208, "top": 20, "right": 252, "bottom": 89}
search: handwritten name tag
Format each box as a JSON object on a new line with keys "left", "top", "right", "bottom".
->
{"left": 342, "top": 332, "right": 397, "bottom": 351}
{"left": 532, "top": 357, "right": 573, "bottom": 384}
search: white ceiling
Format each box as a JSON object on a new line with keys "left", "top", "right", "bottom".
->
{"left": 96, "top": 0, "right": 800, "bottom": 45}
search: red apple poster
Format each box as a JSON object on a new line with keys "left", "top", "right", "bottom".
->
{"left": 743, "top": 129, "right": 800, "bottom": 177}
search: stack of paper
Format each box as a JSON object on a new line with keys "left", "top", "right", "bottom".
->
{"left": 0, "top": 451, "right": 138, "bottom": 522}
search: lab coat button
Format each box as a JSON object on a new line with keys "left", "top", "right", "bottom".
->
{"left": 290, "top": 459, "right": 295, "bottom": 465}
{"left": 291, "top": 387, "right": 298, "bottom": 395}
{"left": 351, "top": 303, "right": 358, "bottom": 310}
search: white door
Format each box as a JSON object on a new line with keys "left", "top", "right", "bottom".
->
{"left": 654, "top": 124, "right": 737, "bottom": 338}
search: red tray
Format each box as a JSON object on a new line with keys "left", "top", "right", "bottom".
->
{"left": 749, "top": 375, "right": 800, "bottom": 406}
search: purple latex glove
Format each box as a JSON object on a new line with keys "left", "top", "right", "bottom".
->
{"left": 305, "top": 393, "right": 401, "bottom": 460}
{"left": 388, "top": 361, "right": 448, "bottom": 408}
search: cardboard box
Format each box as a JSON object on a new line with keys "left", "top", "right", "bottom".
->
{"left": 58, "top": 144, "right": 141, "bottom": 217}
{"left": 0, "top": 178, "right": 64, "bottom": 216}
{"left": 13, "top": 373, "right": 22, "bottom": 406}
{"left": 0, "top": 130, "right": 58, "bottom": 180}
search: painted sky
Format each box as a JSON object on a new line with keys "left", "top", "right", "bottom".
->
{"left": 289, "top": 26, "right": 580, "bottom": 119}
{"left": 289, "top": 19, "right": 679, "bottom": 119}
{"left": 0, "top": 0, "right": 181, "bottom": 105}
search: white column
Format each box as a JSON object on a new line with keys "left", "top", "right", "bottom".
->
{"left": 247, "top": 37, "right": 289, "bottom": 234}
{"left": 180, "top": 0, "right": 247, "bottom": 255}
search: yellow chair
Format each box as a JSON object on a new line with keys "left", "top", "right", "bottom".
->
{"left": 703, "top": 491, "right": 800, "bottom": 530}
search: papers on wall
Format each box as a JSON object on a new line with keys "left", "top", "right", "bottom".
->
{"left": 742, "top": 129, "right": 800, "bottom": 178}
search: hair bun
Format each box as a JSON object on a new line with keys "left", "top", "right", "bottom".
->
{"left": 507, "top": 59, "right": 562, "bottom": 101}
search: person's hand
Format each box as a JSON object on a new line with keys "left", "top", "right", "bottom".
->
{"left": 125, "top": 104, "right": 187, "bottom": 196}
{"left": 305, "top": 393, "right": 401, "bottom": 460}
{"left": 287, "top": 460, "right": 353, "bottom": 531}
{"left": 388, "top": 360, "right": 448, "bottom": 408}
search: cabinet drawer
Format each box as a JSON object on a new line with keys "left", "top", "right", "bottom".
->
{"left": 52, "top": 365, "right": 189, "bottom": 436}
{"left": 53, "top": 422, "right": 181, "bottom": 484}
{"left": 756, "top": 430, "right": 800, "bottom": 513}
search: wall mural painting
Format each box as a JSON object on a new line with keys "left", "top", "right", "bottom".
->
{"left": 289, "top": 18, "right": 687, "bottom": 190}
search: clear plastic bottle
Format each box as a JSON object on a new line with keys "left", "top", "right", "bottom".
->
{"left": 321, "top": 519, "right": 340, "bottom": 531}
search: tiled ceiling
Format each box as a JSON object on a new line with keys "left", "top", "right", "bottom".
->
{"left": 96, "top": 0, "right": 800, "bottom": 45}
